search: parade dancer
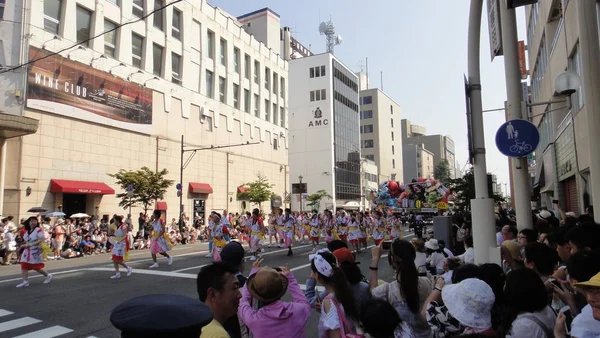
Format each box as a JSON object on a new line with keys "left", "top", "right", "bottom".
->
{"left": 283, "top": 208, "right": 295, "bottom": 256}
{"left": 16, "top": 216, "right": 53, "bottom": 288}
{"left": 108, "top": 215, "right": 132, "bottom": 279}
{"left": 371, "top": 211, "right": 386, "bottom": 246}
{"left": 249, "top": 208, "right": 264, "bottom": 261}
{"left": 276, "top": 208, "right": 285, "bottom": 248}
{"left": 149, "top": 210, "right": 173, "bottom": 269}
{"left": 323, "top": 210, "right": 337, "bottom": 244}
{"left": 390, "top": 214, "right": 403, "bottom": 240}
{"left": 359, "top": 213, "right": 369, "bottom": 250}
{"left": 347, "top": 215, "right": 361, "bottom": 253}
{"left": 205, "top": 212, "right": 215, "bottom": 258}
{"left": 309, "top": 212, "right": 321, "bottom": 253}
{"left": 336, "top": 211, "right": 349, "bottom": 244}
{"left": 211, "top": 213, "right": 228, "bottom": 261}
{"left": 267, "top": 211, "right": 278, "bottom": 248}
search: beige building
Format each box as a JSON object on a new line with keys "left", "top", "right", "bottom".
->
{"left": 359, "top": 88, "right": 403, "bottom": 183}
{"left": 361, "top": 158, "right": 378, "bottom": 210}
{"left": 401, "top": 119, "right": 455, "bottom": 179}
{"left": 526, "top": 0, "right": 596, "bottom": 214}
{"left": 0, "top": 2, "right": 289, "bottom": 222}
{"left": 402, "top": 143, "right": 434, "bottom": 180}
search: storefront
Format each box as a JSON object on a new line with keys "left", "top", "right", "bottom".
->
{"left": 188, "top": 182, "right": 213, "bottom": 224}
{"left": 50, "top": 179, "right": 115, "bottom": 217}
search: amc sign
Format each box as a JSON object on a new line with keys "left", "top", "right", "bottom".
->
{"left": 308, "top": 107, "right": 329, "bottom": 127}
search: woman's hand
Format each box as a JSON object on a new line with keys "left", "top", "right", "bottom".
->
{"left": 252, "top": 258, "right": 264, "bottom": 269}
{"left": 279, "top": 266, "right": 290, "bottom": 275}
{"left": 553, "top": 312, "right": 568, "bottom": 338}
{"left": 552, "top": 280, "right": 577, "bottom": 311}
{"left": 371, "top": 242, "right": 384, "bottom": 265}
{"left": 435, "top": 277, "right": 445, "bottom": 290}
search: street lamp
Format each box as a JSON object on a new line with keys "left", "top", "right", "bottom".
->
{"left": 298, "top": 176, "right": 303, "bottom": 212}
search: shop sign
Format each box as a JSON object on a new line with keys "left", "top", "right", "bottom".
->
{"left": 308, "top": 107, "right": 329, "bottom": 127}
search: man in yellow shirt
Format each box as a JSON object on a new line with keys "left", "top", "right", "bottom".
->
{"left": 197, "top": 262, "right": 242, "bottom": 338}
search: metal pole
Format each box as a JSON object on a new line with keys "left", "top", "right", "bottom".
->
{"left": 299, "top": 176, "right": 303, "bottom": 213}
{"left": 500, "top": 0, "right": 533, "bottom": 230}
{"left": 576, "top": 0, "right": 600, "bottom": 221}
{"left": 226, "top": 152, "right": 230, "bottom": 212}
{"left": 468, "top": 0, "right": 497, "bottom": 264}
{"left": 0, "top": 139, "right": 6, "bottom": 217}
{"left": 179, "top": 135, "right": 184, "bottom": 232}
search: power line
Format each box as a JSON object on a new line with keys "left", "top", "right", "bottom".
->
{"left": 0, "top": 0, "right": 184, "bottom": 75}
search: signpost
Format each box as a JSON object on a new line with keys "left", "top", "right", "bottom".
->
{"left": 495, "top": 119, "right": 540, "bottom": 158}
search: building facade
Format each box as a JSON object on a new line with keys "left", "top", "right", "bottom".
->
{"left": 0, "top": 1, "right": 289, "bottom": 221}
{"left": 288, "top": 53, "right": 361, "bottom": 211}
{"left": 402, "top": 143, "right": 434, "bottom": 180}
{"left": 401, "top": 119, "right": 455, "bottom": 180}
{"left": 361, "top": 158, "right": 378, "bottom": 210}
{"left": 359, "top": 88, "right": 403, "bottom": 183}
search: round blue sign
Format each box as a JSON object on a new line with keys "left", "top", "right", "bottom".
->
{"left": 495, "top": 119, "right": 540, "bottom": 158}
{"left": 176, "top": 183, "right": 182, "bottom": 190}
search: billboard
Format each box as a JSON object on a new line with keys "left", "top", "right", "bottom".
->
{"left": 26, "top": 46, "right": 153, "bottom": 134}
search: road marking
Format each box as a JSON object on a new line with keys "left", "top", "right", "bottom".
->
{"left": 0, "top": 317, "right": 42, "bottom": 332}
{"left": 116, "top": 250, "right": 209, "bottom": 266}
{"left": 0, "top": 310, "right": 13, "bottom": 317}
{"left": 0, "top": 268, "right": 86, "bottom": 284}
{"left": 86, "top": 267, "right": 197, "bottom": 279}
{"left": 297, "top": 284, "right": 325, "bottom": 292}
{"left": 12, "top": 325, "right": 73, "bottom": 338}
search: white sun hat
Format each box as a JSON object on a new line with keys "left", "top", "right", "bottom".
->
{"left": 425, "top": 238, "right": 439, "bottom": 250}
{"left": 441, "top": 278, "right": 495, "bottom": 329}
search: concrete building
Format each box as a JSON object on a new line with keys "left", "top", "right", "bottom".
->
{"left": 359, "top": 88, "right": 403, "bottom": 183}
{"left": 401, "top": 119, "right": 456, "bottom": 180}
{"left": 402, "top": 143, "right": 434, "bottom": 180}
{"left": 526, "top": 0, "right": 597, "bottom": 214}
{"left": 288, "top": 53, "right": 361, "bottom": 212}
{"left": 0, "top": 1, "right": 290, "bottom": 222}
{"left": 361, "top": 158, "right": 378, "bottom": 210}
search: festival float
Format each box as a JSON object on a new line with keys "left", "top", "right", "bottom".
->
{"left": 372, "top": 178, "right": 453, "bottom": 213}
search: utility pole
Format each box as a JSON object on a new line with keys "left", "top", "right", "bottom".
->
{"left": 500, "top": 0, "right": 533, "bottom": 230}
{"left": 467, "top": 0, "right": 497, "bottom": 264}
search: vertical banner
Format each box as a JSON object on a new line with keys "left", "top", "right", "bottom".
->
{"left": 518, "top": 41, "right": 527, "bottom": 79}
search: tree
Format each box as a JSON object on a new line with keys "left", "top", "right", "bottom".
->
{"left": 108, "top": 166, "right": 174, "bottom": 215}
{"left": 238, "top": 173, "right": 274, "bottom": 211}
{"left": 448, "top": 167, "right": 505, "bottom": 210}
{"left": 306, "top": 190, "right": 333, "bottom": 211}
{"left": 434, "top": 159, "right": 452, "bottom": 184}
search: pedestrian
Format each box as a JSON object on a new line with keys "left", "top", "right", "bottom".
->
{"left": 2, "top": 223, "right": 17, "bottom": 265}
{"left": 197, "top": 262, "right": 242, "bottom": 338}
{"left": 149, "top": 210, "right": 173, "bottom": 269}
{"left": 108, "top": 215, "right": 133, "bottom": 279}
{"left": 249, "top": 208, "right": 264, "bottom": 261}
{"left": 220, "top": 241, "right": 248, "bottom": 338}
{"left": 16, "top": 216, "right": 53, "bottom": 288}
{"left": 283, "top": 208, "right": 295, "bottom": 256}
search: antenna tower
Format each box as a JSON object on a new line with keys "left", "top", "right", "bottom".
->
{"left": 318, "top": 20, "right": 342, "bottom": 54}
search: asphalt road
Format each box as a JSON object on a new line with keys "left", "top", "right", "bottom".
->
{"left": 0, "top": 228, "right": 419, "bottom": 338}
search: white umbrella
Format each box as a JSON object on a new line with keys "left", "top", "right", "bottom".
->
{"left": 70, "top": 213, "right": 90, "bottom": 218}
{"left": 46, "top": 211, "right": 66, "bottom": 217}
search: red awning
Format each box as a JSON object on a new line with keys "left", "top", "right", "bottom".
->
{"left": 188, "top": 182, "right": 213, "bottom": 194}
{"left": 50, "top": 179, "right": 115, "bottom": 195}
{"left": 237, "top": 186, "right": 250, "bottom": 194}
{"left": 156, "top": 201, "right": 167, "bottom": 210}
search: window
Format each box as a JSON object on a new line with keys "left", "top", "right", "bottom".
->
{"left": 265, "top": 67, "right": 270, "bottom": 90}
{"left": 206, "top": 30, "right": 215, "bottom": 59}
{"left": 365, "top": 155, "right": 375, "bottom": 161}
{"left": 205, "top": 115, "right": 213, "bottom": 131}
{"left": 172, "top": 8, "right": 182, "bottom": 40}
{"left": 106, "top": 0, "right": 119, "bottom": 5}
{"left": 321, "top": 89, "right": 326, "bottom": 100}
{"left": 310, "top": 67, "right": 315, "bottom": 78}
{"left": 392, "top": 145, "right": 395, "bottom": 155}
{"left": 76, "top": 6, "right": 92, "bottom": 47}
{"left": 220, "top": 38, "right": 227, "bottom": 66}
{"left": 310, "top": 89, "right": 326, "bottom": 102}
{"left": 363, "top": 140, "right": 374, "bottom": 148}
{"left": 391, "top": 118, "right": 394, "bottom": 128}
{"left": 131, "top": 33, "right": 143, "bottom": 68}
{"left": 392, "top": 159, "right": 396, "bottom": 169}
{"left": 360, "top": 124, "right": 373, "bottom": 133}
{"left": 280, "top": 77, "right": 285, "bottom": 97}
{"left": 280, "top": 107, "right": 285, "bottom": 127}
{"left": 390, "top": 105, "right": 394, "bottom": 114}
{"left": 219, "top": 77, "right": 226, "bottom": 103}
{"left": 44, "top": 0, "right": 62, "bottom": 32}
{"left": 531, "top": 35, "right": 548, "bottom": 101}
{"left": 244, "top": 54, "right": 251, "bottom": 79}
{"left": 0, "top": 0, "right": 5, "bottom": 19}
{"left": 309, "top": 65, "right": 326, "bottom": 78}
{"left": 527, "top": 2, "right": 539, "bottom": 47}
{"left": 361, "top": 96, "right": 373, "bottom": 104}
{"left": 132, "top": 0, "right": 144, "bottom": 18}
{"left": 320, "top": 65, "right": 326, "bottom": 77}
{"left": 171, "top": 53, "right": 181, "bottom": 85}
{"left": 152, "top": 43, "right": 164, "bottom": 76}
{"left": 272, "top": 72, "right": 278, "bottom": 93}
{"left": 273, "top": 103, "right": 278, "bottom": 125}
{"left": 153, "top": 0, "right": 163, "bottom": 31}
{"left": 273, "top": 138, "right": 278, "bottom": 150}
{"left": 264, "top": 99, "right": 270, "bottom": 121}
{"left": 391, "top": 131, "right": 394, "bottom": 141}
{"left": 569, "top": 43, "right": 584, "bottom": 111}
{"left": 244, "top": 89, "right": 250, "bottom": 113}
{"left": 233, "top": 84, "right": 240, "bottom": 109}
{"left": 254, "top": 61, "right": 260, "bottom": 84}
{"left": 104, "top": 20, "right": 117, "bottom": 57}
{"left": 310, "top": 91, "right": 315, "bottom": 102}
{"left": 254, "top": 94, "right": 260, "bottom": 117}
{"left": 233, "top": 48, "right": 240, "bottom": 73}
{"left": 205, "top": 70, "right": 214, "bottom": 98}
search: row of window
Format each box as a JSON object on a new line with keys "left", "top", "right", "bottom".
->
{"left": 363, "top": 139, "right": 374, "bottom": 148}
{"left": 333, "top": 67, "right": 358, "bottom": 92}
{"left": 309, "top": 65, "right": 326, "bottom": 78}
{"left": 360, "top": 96, "right": 373, "bottom": 105}
{"left": 531, "top": 34, "right": 548, "bottom": 102}
{"left": 360, "top": 110, "right": 373, "bottom": 119}
{"left": 364, "top": 172, "right": 377, "bottom": 183}
{"left": 334, "top": 91, "right": 359, "bottom": 112}
{"left": 198, "top": 114, "right": 282, "bottom": 151}
{"left": 310, "top": 89, "right": 327, "bottom": 102}
{"left": 365, "top": 154, "right": 375, "bottom": 161}
{"left": 360, "top": 124, "right": 373, "bottom": 134}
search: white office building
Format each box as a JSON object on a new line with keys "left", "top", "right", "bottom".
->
{"left": 288, "top": 53, "right": 361, "bottom": 212}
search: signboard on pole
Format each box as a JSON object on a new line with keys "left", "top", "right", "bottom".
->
{"left": 518, "top": 41, "right": 527, "bottom": 79}
{"left": 487, "top": 0, "right": 503, "bottom": 61}
{"left": 464, "top": 75, "right": 474, "bottom": 165}
{"left": 495, "top": 119, "right": 540, "bottom": 158}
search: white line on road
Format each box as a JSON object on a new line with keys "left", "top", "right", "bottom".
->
{"left": 12, "top": 325, "right": 73, "bottom": 338}
{"left": 86, "top": 267, "right": 196, "bottom": 279}
{"left": 0, "top": 310, "right": 13, "bottom": 317}
{"left": 115, "top": 250, "right": 209, "bottom": 266}
{"left": 0, "top": 317, "right": 42, "bottom": 332}
{"left": 0, "top": 268, "right": 87, "bottom": 284}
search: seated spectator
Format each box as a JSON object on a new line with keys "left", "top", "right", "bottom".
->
{"left": 79, "top": 235, "right": 95, "bottom": 255}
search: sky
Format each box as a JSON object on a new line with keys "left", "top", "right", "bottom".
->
{"left": 211, "top": 0, "right": 527, "bottom": 195}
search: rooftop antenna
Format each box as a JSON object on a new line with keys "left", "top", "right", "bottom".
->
{"left": 319, "top": 20, "right": 342, "bottom": 54}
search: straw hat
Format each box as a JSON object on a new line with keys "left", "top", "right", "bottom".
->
{"left": 246, "top": 267, "right": 289, "bottom": 304}
{"left": 575, "top": 272, "right": 600, "bottom": 288}
{"left": 501, "top": 240, "right": 522, "bottom": 262}
{"left": 442, "top": 278, "right": 495, "bottom": 329}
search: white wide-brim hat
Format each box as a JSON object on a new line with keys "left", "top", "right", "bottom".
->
{"left": 425, "top": 238, "right": 439, "bottom": 250}
{"left": 442, "top": 278, "right": 495, "bottom": 329}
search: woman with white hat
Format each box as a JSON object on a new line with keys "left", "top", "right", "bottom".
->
{"left": 2, "top": 224, "right": 17, "bottom": 265}
{"left": 441, "top": 278, "right": 497, "bottom": 336}
{"left": 425, "top": 239, "right": 446, "bottom": 275}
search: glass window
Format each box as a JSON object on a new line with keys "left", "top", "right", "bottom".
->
{"left": 172, "top": 8, "right": 182, "bottom": 40}
{"left": 360, "top": 110, "right": 373, "bottom": 119}
{"left": 219, "top": 77, "right": 226, "bottom": 103}
{"left": 392, "top": 159, "right": 396, "bottom": 169}
{"left": 132, "top": 0, "right": 144, "bottom": 18}
{"left": 315, "top": 89, "right": 321, "bottom": 101}
{"left": 272, "top": 72, "right": 278, "bottom": 93}
{"left": 76, "top": 6, "right": 92, "bottom": 47}
{"left": 254, "top": 61, "right": 260, "bottom": 84}
{"left": 152, "top": 43, "right": 163, "bottom": 76}
{"left": 206, "top": 30, "right": 215, "bottom": 59}
{"left": 264, "top": 99, "right": 270, "bottom": 121}
{"left": 254, "top": 94, "right": 260, "bottom": 117}
{"left": 392, "top": 145, "right": 395, "bottom": 155}
{"left": 361, "top": 125, "right": 373, "bottom": 133}
{"left": 233, "top": 84, "right": 240, "bottom": 109}
{"left": 321, "top": 65, "right": 325, "bottom": 77}
{"left": 391, "top": 131, "right": 394, "bottom": 141}
{"left": 365, "top": 155, "right": 375, "bottom": 161}
{"left": 391, "top": 118, "right": 394, "bottom": 128}
{"left": 0, "top": 0, "right": 5, "bottom": 19}
{"left": 205, "top": 70, "right": 214, "bottom": 98}
{"left": 44, "top": 0, "right": 62, "bottom": 33}
{"left": 244, "top": 54, "right": 251, "bottom": 79}
{"left": 171, "top": 52, "right": 181, "bottom": 85}
{"left": 390, "top": 105, "right": 394, "bottom": 114}
{"left": 315, "top": 66, "right": 320, "bottom": 77}
{"left": 310, "top": 91, "right": 315, "bottom": 102}
{"left": 273, "top": 103, "right": 278, "bottom": 125}
{"left": 363, "top": 140, "right": 374, "bottom": 148}
{"left": 265, "top": 67, "right": 270, "bottom": 90}
{"left": 569, "top": 43, "right": 584, "bottom": 111}
{"left": 233, "top": 48, "right": 240, "bottom": 73}
{"left": 321, "top": 89, "right": 326, "bottom": 100}
{"left": 131, "top": 33, "right": 143, "bottom": 68}
{"left": 310, "top": 67, "right": 315, "bottom": 78}
{"left": 361, "top": 96, "right": 373, "bottom": 104}
{"left": 280, "top": 107, "right": 285, "bottom": 127}
{"left": 153, "top": 0, "right": 163, "bottom": 31}
{"left": 220, "top": 38, "right": 227, "bottom": 66}
{"left": 205, "top": 115, "right": 213, "bottom": 131}
{"left": 244, "top": 89, "right": 250, "bottom": 113}
{"left": 280, "top": 77, "right": 285, "bottom": 97}
{"left": 104, "top": 20, "right": 117, "bottom": 57}
{"left": 106, "top": 0, "right": 119, "bottom": 5}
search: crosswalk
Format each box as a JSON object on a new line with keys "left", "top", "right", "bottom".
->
{"left": 0, "top": 309, "right": 98, "bottom": 338}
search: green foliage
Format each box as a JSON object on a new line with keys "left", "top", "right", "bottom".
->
{"left": 448, "top": 167, "right": 505, "bottom": 210}
{"left": 306, "top": 190, "right": 333, "bottom": 211}
{"left": 238, "top": 173, "right": 275, "bottom": 211}
{"left": 108, "top": 167, "right": 174, "bottom": 214}
{"left": 434, "top": 159, "right": 452, "bottom": 184}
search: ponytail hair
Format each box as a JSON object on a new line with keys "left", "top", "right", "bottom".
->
{"left": 310, "top": 251, "right": 359, "bottom": 321}
{"left": 389, "top": 239, "right": 420, "bottom": 313}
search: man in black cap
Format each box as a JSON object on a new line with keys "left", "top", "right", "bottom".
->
{"left": 220, "top": 241, "right": 247, "bottom": 338}
{"left": 197, "top": 262, "right": 242, "bottom": 338}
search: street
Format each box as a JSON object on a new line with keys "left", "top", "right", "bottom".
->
{"left": 0, "top": 228, "right": 417, "bottom": 338}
